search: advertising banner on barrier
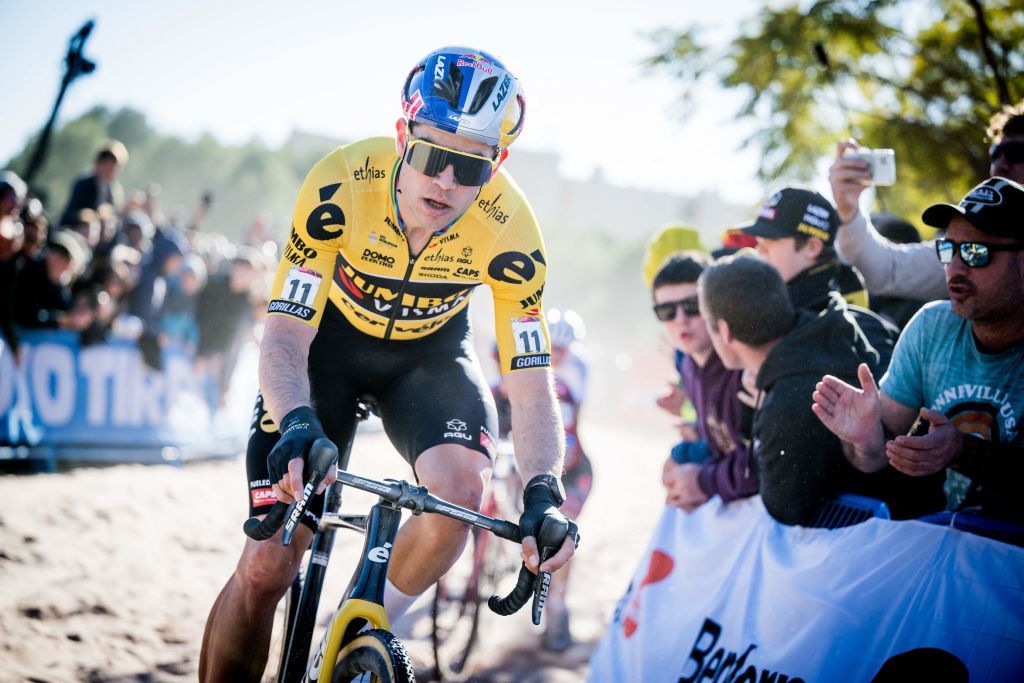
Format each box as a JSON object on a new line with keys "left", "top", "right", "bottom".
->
{"left": 0, "top": 330, "right": 224, "bottom": 452}
{"left": 589, "top": 496, "right": 1024, "bottom": 683}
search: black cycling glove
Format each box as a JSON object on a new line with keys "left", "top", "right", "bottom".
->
{"left": 519, "top": 474, "right": 580, "bottom": 555}
{"left": 267, "top": 406, "right": 327, "bottom": 487}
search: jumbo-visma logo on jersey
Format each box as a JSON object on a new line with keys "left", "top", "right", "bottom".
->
{"left": 333, "top": 252, "right": 473, "bottom": 324}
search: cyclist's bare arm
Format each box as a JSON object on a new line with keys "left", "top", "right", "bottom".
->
{"left": 503, "top": 367, "right": 575, "bottom": 573}
{"left": 259, "top": 315, "right": 336, "bottom": 497}
{"left": 260, "top": 315, "right": 316, "bottom": 421}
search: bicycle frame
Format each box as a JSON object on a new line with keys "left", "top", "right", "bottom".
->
{"left": 300, "top": 500, "right": 401, "bottom": 683}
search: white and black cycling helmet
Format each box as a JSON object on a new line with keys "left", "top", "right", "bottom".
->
{"left": 401, "top": 46, "right": 526, "bottom": 150}
{"left": 546, "top": 309, "right": 586, "bottom": 349}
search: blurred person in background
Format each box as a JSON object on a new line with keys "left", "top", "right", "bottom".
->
{"left": 0, "top": 171, "right": 28, "bottom": 349}
{"left": 119, "top": 210, "right": 154, "bottom": 256}
{"left": 59, "top": 140, "right": 128, "bottom": 226}
{"left": 540, "top": 308, "right": 592, "bottom": 652}
{"left": 159, "top": 253, "right": 207, "bottom": 354}
{"left": 867, "top": 213, "right": 928, "bottom": 330}
{"left": 195, "top": 249, "right": 263, "bottom": 403}
{"left": 828, "top": 100, "right": 1024, "bottom": 302}
{"left": 653, "top": 253, "right": 757, "bottom": 513}
{"left": 12, "top": 230, "right": 91, "bottom": 331}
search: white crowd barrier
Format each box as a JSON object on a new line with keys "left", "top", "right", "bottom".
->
{"left": 590, "top": 496, "right": 1023, "bottom": 682}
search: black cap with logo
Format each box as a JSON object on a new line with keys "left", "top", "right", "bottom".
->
{"left": 740, "top": 187, "right": 840, "bottom": 245}
{"left": 922, "top": 176, "right": 1024, "bottom": 239}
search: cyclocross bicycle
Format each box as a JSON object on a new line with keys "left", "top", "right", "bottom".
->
{"left": 430, "top": 441, "right": 522, "bottom": 681}
{"left": 244, "top": 401, "right": 569, "bottom": 683}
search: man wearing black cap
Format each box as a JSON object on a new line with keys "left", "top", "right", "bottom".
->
{"left": 741, "top": 186, "right": 868, "bottom": 312}
{"left": 813, "top": 177, "right": 1024, "bottom": 520}
{"left": 742, "top": 187, "right": 899, "bottom": 370}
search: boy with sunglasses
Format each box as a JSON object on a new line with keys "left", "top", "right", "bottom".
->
{"left": 200, "top": 46, "right": 578, "bottom": 681}
{"left": 828, "top": 100, "right": 1024, "bottom": 303}
{"left": 652, "top": 253, "right": 758, "bottom": 513}
{"left": 813, "top": 177, "right": 1024, "bottom": 521}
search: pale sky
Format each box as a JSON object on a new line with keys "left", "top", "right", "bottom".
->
{"left": 3, "top": 0, "right": 771, "bottom": 206}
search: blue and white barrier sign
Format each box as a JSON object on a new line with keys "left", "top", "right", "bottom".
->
{"left": 1, "top": 331, "right": 234, "bottom": 455}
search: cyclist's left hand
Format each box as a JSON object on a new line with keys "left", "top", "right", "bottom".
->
{"left": 519, "top": 477, "right": 580, "bottom": 574}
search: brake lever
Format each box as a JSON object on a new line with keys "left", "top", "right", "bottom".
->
{"left": 530, "top": 516, "right": 569, "bottom": 625}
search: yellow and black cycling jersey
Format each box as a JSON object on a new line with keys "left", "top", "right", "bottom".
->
{"left": 268, "top": 136, "right": 551, "bottom": 372}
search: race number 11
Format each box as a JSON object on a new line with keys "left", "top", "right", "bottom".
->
{"left": 512, "top": 317, "right": 547, "bottom": 354}
{"left": 282, "top": 267, "right": 322, "bottom": 305}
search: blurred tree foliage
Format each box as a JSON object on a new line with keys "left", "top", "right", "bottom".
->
{"left": 5, "top": 106, "right": 327, "bottom": 240}
{"left": 648, "top": 0, "right": 1024, "bottom": 222}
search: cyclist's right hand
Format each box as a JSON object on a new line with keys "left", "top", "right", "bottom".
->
{"left": 268, "top": 406, "right": 337, "bottom": 500}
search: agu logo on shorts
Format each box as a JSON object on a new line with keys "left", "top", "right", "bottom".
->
{"left": 444, "top": 418, "right": 472, "bottom": 441}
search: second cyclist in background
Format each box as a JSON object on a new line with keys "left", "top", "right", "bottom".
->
{"left": 493, "top": 308, "right": 592, "bottom": 651}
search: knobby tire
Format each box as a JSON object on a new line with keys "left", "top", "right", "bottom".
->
{"left": 332, "top": 628, "right": 415, "bottom": 683}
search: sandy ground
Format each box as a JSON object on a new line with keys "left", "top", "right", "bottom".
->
{"left": 0, "top": 419, "right": 673, "bottom": 682}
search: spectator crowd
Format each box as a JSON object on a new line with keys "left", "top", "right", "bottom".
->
{"left": 655, "top": 100, "right": 1024, "bottom": 529}
{"left": 0, "top": 141, "right": 275, "bottom": 405}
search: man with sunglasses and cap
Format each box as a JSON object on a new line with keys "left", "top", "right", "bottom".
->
{"left": 200, "top": 46, "right": 578, "bottom": 681}
{"left": 813, "top": 177, "right": 1024, "bottom": 521}
{"left": 828, "top": 100, "right": 1024, "bottom": 302}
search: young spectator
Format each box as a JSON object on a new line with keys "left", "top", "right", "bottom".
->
{"left": 828, "top": 100, "right": 1024, "bottom": 301}
{"left": 159, "top": 253, "right": 207, "bottom": 353}
{"left": 698, "top": 255, "right": 944, "bottom": 525}
{"left": 59, "top": 140, "right": 128, "bottom": 227}
{"left": 653, "top": 253, "right": 757, "bottom": 512}
{"left": 741, "top": 187, "right": 868, "bottom": 310}
{"left": 813, "top": 177, "right": 1024, "bottom": 521}
{"left": 741, "top": 187, "right": 900, "bottom": 369}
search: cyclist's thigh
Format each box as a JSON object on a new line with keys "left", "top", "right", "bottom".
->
{"left": 377, "top": 343, "right": 498, "bottom": 469}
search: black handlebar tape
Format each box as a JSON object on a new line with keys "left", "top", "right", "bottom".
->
{"left": 488, "top": 563, "right": 535, "bottom": 616}
{"left": 243, "top": 500, "right": 289, "bottom": 540}
{"left": 490, "top": 518, "right": 522, "bottom": 543}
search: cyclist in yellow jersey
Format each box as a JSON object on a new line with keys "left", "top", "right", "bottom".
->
{"left": 199, "top": 46, "right": 579, "bottom": 682}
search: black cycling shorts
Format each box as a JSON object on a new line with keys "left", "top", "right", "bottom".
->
{"left": 246, "top": 305, "right": 498, "bottom": 530}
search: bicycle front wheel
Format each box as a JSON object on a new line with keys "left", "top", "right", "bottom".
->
{"left": 332, "top": 629, "right": 415, "bottom": 683}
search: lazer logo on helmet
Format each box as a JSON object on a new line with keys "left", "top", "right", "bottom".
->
{"left": 434, "top": 54, "right": 446, "bottom": 81}
{"left": 492, "top": 74, "right": 512, "bottom": 111}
